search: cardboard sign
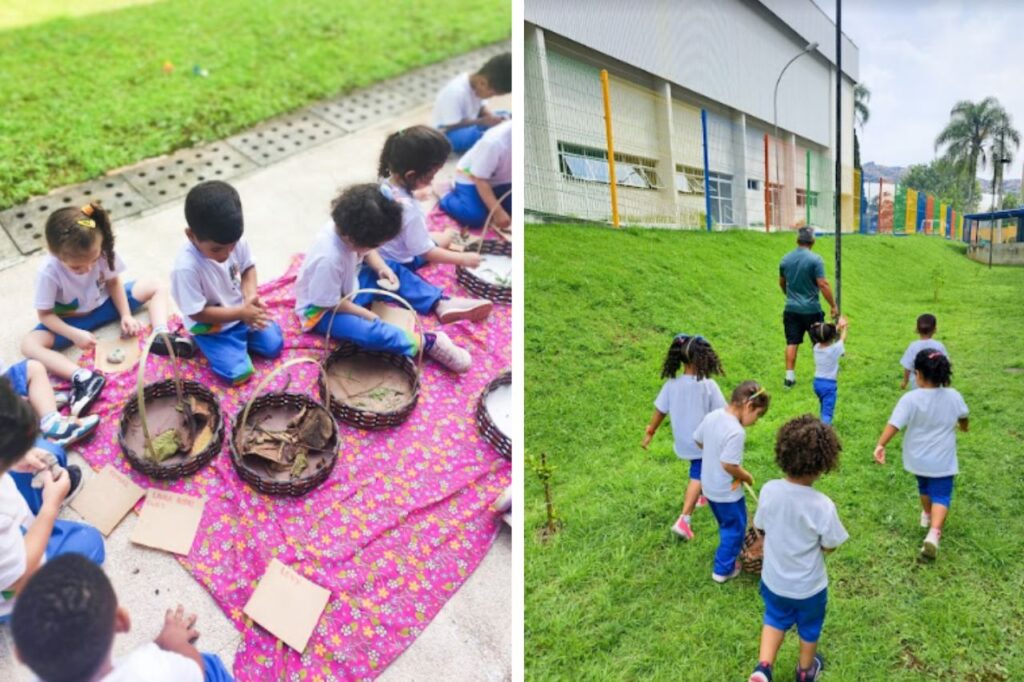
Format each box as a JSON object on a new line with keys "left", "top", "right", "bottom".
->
{"left": 69, "top": 465, "right": 145, "bottom": 536}
{"left": 243, "top": 558, "right": 330, "bottom": 653}
{"left": 130, "top": 489, "right": 205, "bottom": 555}
{"left": 95, "top": 335, "right": 142, "bottom": 373}
{"left": 371, "top": 301, "right": 416, "bottom": 338}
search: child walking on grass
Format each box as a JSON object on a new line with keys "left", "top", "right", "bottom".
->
{"left": 809, "top": 317, "right": 847, "bottom": 425}
{"left": 899, "top": 313, "right": 947, "bottom": 390}
{"left": 641, "top": 334, "right": 725, "bottom": 540}
{"left": 874, "top": 350, "right": 968, "bottom": 560}
{"left": 693, "top": 381, "right": 770, "bottom": 583}
{"left": 749, "top": 415, "right": 847, "bottom": 682}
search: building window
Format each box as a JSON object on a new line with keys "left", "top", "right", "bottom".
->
{"left": 796, "top": 189, "right": 820, "bottom": 209}
{"left": 675, "top": 165, "right": 705, "bottom": 194}
{"left": 708, "top": 172, "right": 733, "bottom": 225}
{"left": 767, "top": 182, "right": 782, "bottom": 226}
{"left": 557, "top": 142, "right": 660, "bottom": 189}
{"left": 747, "top": 179, "right": 760, "bottom": 191}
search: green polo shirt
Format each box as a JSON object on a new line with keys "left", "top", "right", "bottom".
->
{"left": 779, "top": 247, "right": 825, "bottom": 314}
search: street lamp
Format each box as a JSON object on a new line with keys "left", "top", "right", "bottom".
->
{"left": 771, "top": 42, "right": 819, "bottom": 231}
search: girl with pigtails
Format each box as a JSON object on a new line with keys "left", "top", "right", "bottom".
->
{"left": 21, "top": 203, "right": 190, "bottom": 417}
{"left": 641, "top": 334, "right": 726, "bottom": 541}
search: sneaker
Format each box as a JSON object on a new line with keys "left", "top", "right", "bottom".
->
{"left": 63, "top": 465, "right": 84, "bottom": 506}
{"left": 671, "top": 515, "right": 694, "bottom": 541}
{"left": 920, "top": 511, "right": 931, "bottom": 528}
{"left": 70, "top": 373, "right": 106, "bottom": 417}
{"left": 426, "top": 331, "right": 471, "bottom": 373}
{"left": 795, "top": 654, "right": 824, "bottom": 681}
{"left": 54, "top": 391, "right": 70, "bottom": 410}
{"left": 436, "top": 297, "right": 493, "bottom": 324}
{"left": 749, "top": 661, "right": 773, "bottom": 682}
{"left": 712, "top": 561, "right": 742, "bottom": 583}
{"left": 783, "top": 379, "right": 796, "bottom": 388}
{"left": 150, "top": 332, "right": 195, "bottom": 359}
{"left": 696, "top": 495, "right": 709, "bottom": 508}
{"left": 41, "top": 414, "right": 100, "bottom": 447}
{"left": 921, "top": 528, "right": 940, "bottom": 560}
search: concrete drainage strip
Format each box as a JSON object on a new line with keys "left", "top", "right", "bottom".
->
{"left": 0, "top": 42, "right": 508, "bottom": 265}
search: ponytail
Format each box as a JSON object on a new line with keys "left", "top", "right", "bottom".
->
{"left": 661, "top": 333, "right": 724, "bottom": 380}
{"left": 377, "top": 125, "right": 451, "bottom": 190}
{"left": 44, "top": 202, "right": 116, "bottom": 268}
{"left": 731, "top": 380, "right": 770, "bottom": 412}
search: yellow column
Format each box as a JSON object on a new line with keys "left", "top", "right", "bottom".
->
{"left": 600, "top": 70, "right": 619, "bottom": 228}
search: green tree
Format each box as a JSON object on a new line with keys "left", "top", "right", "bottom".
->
{"left": 987, "top": 114, "right": 1021, "bottom": 211}
{"left": 1001, "top": 191, "right": 1020, "bottom": 210}
{"left": 853, "top": 83, "right": 870, "bottom": 171}
{"left": 935, "top": 97, "right": 1007, "bottom": 212}
{"left": 902, "top": 157, "right": 979, "bottom": 210}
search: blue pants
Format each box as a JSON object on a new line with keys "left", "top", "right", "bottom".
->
{"left": 193, "top": 321, "right": 283, "bottom": 385}
{"left": 313, "top": 307, "right": 418, "bottom": 358}
{"left": 10, "top": 438, "right": 67, "bottom": 516}
{"left": 813, "top": 378, "right": 838, "bottom": 424}
{"left": 916, "top": 475, "right": 954, "bottom": 508}
{"left": 34, "top": 282, "right": 142, "bottom": 350}
{"left": 445, "top": 126, "right": 485, "bottom": 153}
{"left": 439, "top": 182, "right": 512, "bottom": 229}
{"left": 687, "top": 459, "right": 702, "bottom": 481}
{"left": 3, "top": 360, "right": 30, "bottom": 397}
{"left": 356, "top": 260, "right": 443, "bottom": 315}
{"left": 707, "top": 499, "right": 747, "bottom": 577}
{"left": 201, "top": 653, "right": 236, "bottom": 681}
{"left": 761, "top": 582, "right": 828, "bottom": 643}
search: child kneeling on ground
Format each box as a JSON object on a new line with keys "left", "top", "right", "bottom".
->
{"left": 12, "top": 554, "right": 234, "bottom": 681}
{"left": 749, "top": 415, "right": 848, "bottom": 682}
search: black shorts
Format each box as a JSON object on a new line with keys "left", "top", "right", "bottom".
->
{"left": 783, "top": 310, "right": 824, "bottom": 345}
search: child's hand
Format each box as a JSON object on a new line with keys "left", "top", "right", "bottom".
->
{"left": 493, "top": 208, "right": 512, "bottom": 230}
{"left": 377, "top": 267, "right": 398, "bottom": 289}
{"left": 155, "top": 605, "right": 200, "bottom": 650}
{"left": 39, "top": 468, "right": 70, "bottom": 508}
{"left": 10, "top": 447, "right": 50, "bottom": 474}
{"left": 641, "top": 432, "right": 653, "bottom": 449}
{"left": 481, "top": 114, "right": 504, "bottom": 127}
{"left": 899, "top": 379, "right": 907, "bottom": 390}
{"left": 70, "top": 329, "right": 98, "bottom": 351}
{"left": 873, "top": 444, "right": 886, "bottom": 465}
{"left": 462, "top": 252, "right": 482, "bottom": 268}
{"left": 837, "top": 316, "right": 848, "bottom": 329}
{"left": 240, "top": 296, "right": 268, "bottom": 330}
{"left": 120, "top": 315, "right": 142, "bottom": 337}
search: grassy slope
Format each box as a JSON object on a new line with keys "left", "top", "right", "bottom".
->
{"left": 0, "top": 0, "right": 509, "bottom": 209}
{"left": 525, "top": 226, "right": 1024, "bottom": 681}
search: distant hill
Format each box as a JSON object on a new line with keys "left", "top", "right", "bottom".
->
{"left": 862, "top": 161, "right": 1020, "bottom": 195}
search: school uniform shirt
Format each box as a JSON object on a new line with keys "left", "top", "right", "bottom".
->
{"left": 754, "top": 479, "right": 849, "bottom": 600}
{"left": 888, "top": 387, "right": 968, "bottom": 477}
{"left": 693, "top": 408, "right": 746, "bottom": 503}
{"left": 813, "top": 340, "right": 845, "bottom": 380}
{"left": 653, "top": 376, "right": 726, "bottom": 460}
{"left": 0, "top": 473, "right": 35, "bottom": 620}
{"left": 900, "top": 339, "right": 948, "bottom": 389}
{"left": 34, "top": 253, "right": 127, "bottom": 316}
{"left": 170, "top": 238, "right": 254, "bottom": 335}
{"left": 294, "top": 223, "right": 362, "bottom": 331}
{"left": 432, "top": 73, "right": 483, "bottom": 129}
{"left": 454, "top": 120, "right": 512, "bottom": 187}
{"left": 98, "top": 642, "right": 202, "bottom": 682}
{"left": 376, "top": 184, "right": 435, "bottom": 264}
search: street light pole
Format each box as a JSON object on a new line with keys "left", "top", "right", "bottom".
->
{"left": 772, "top": 41, "right": 819, "bottom": 232}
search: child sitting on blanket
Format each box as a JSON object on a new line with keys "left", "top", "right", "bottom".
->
{"left": 641, "top": 334, "right": 726, "bottom": 541}
{"left": 1, "top": 357, "right": 98, "bottom": 446}
{"left": 295, "top": 183, "right": 473, "bottom": 373}
{"left": 171, "top": 181, "right": 284, "bottom": 385}
{"left": 432, "top": 52, "right": 511, "bottom": 153}
{"left": 22, "top": 203, "right": 191, "bottom": 417}
{"left": 439, "top": 119, "right": 512, "bottom": 230}
{"left": 12, "top": 554, "right": 234, "bottom": 682}
{"left": 0, "top": 379, "right": 102, "bottom": 624}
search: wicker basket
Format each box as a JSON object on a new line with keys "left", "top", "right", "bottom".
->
{"left": 318, "top": 289, "right": 423, "bottom": 430}
{"left": 230, "top": 358, "right": 340, "bottom": 497}
{"left": 456, "top": 189, "right": 512, "bottom": 305}
{"left": 476, "top": 371, "right": 511, "bottom": 459}
{"left": 118, "top": 330, "right": 224, "bottom": 480}
{"left": 739, "top": 483, "right": 764, "bottom": 574}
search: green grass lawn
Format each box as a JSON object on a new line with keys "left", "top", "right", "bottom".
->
{"left": 0, "top": 1, "right": 157, "bottom": 30}
{"left": 525, "top": 226, "right": 1024, "bottom": 681}
{"left": 0, "top": 0, "right": 509, "bottom": 209}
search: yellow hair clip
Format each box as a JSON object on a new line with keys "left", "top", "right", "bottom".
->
{"left": 76, "top": 218, "right": 96, "bottom": 229}
{"left": 745, "top": 386, "right": 766, "bottom": 403}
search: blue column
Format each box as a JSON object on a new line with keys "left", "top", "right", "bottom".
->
{"left": 701, "top": 109, "right": 712, "bottom": 232}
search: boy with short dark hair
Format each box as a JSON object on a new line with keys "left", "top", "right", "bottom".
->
{"left": 172, "top": 180, "right": 283, "bottom": 385}
{"left": 12, "top": 554, "right": 234, "bottom": 681}
{"left": 899, "top": 313, "right": 947, "bottom": 390}
{"left": 432, "top": 52, "right": 512, "bottom": 152}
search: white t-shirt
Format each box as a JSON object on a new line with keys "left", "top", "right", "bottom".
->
{"left": 900, "top": 339, "right": 947, "bottom": 389}
{"left": 754, "top": 479, "right": 848, "bottom": 600}
{"left": 0, "top": 473, "right": 35, "bottom": 619}
{"left": 693, "top": 408, "right": 746, "bottom": 503}
{"left": 654, "top": 376, "right": 726, "bottom": 461}
{"left": 376, "top": 184, "right": 436, "bottom": 264}
{"left": 99, "top": 642, "right": 203, "bottom": 681}
{"left": 813, "top": 340, "right": 844, "bottom": 381}
{"left": 888, "top": 387, "right": 968, "bottom": 477}
{"left": 294, "top": 223, "right": 362, "bottom": 331}
{"left": 170, "top": 239, "right": 254, "bottom": 334}
{"left": 454, "top": 120, "right": 512, "bottom": 187}
{"left": 34, "top": 253, "right": 127, "bottom": 316}
{"left": 432, "top": 73, "right": 484, "bottom": 129}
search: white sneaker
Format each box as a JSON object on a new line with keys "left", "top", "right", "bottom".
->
{"left": 712, "top": 561, "right": 742, "bottom": 583}
{"left": 436, "top": 297, "right": 492, "bottom": 324}
{"left": 426, "top": 331, "right": 471, "bottom": 373}
{"left": 920, "top": 511, "right": 931, "bottom": 528}
{"left": 921, "top": 528, "right": 940, "bottom": 560}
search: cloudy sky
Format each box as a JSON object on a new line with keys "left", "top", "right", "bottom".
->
{"left": 823, "top": 0, "right": 1024, "bottom": 176}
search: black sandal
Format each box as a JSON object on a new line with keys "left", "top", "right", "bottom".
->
{"left": 150, "top": 332, "right": 195, "bottom": 359}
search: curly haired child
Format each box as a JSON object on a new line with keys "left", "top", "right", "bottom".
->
{"left": 693, "top": 381, "right": 770, "bottom": 583}
{"left": 641, "top": 334, "right": 725, "bottom": 540}
{"left": 809, "top": 316, "right": 847, "bottom": 425}
{"left": 749, "top": 415, "right": 848, "bottom": 682}
{"left": 874, "top": 350, "right": 968, "bottom": 560}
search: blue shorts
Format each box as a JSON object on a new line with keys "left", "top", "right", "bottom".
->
{"left": 34, "top": 282, "right": 142, "bottom": 350}
{"left": 916, "top": 475, "right": 954, "bottom": 507}
{"left": 760, "top": 581, "right": 828, "bottom": 643}
{"left": 688, "top": 459, "right": 702, "bottom": 480}
{"left": 3, "top": 360, "right": 30, "bottom": 396}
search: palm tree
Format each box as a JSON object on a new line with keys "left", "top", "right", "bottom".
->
{"left": 987, "top": 113, "right": 1020, "bottom": 211}
{"left": 935, "top": 97, "right": 1006, "bottom": 212}
{"left": 854, "top": 83, "right": 871, "bottom": 130}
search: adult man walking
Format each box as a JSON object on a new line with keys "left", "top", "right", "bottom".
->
{"left": 779, "top": 227, "right": 837, "bottom": 387}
